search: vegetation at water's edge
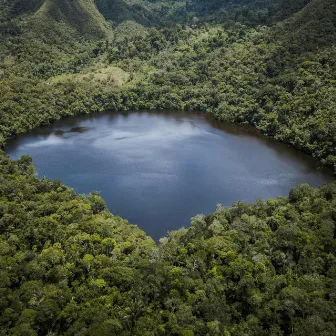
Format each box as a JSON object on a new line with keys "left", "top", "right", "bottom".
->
{"left": 1, "top": 0, "right": 335, "bottom": 171}
{"left": 0, "top": 0, "right": 335, "bottom": 334}
{"left": 1, "top": 151, "right": 335, "bottom": 335}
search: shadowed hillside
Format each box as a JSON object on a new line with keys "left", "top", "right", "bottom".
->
{"left": 7, "top": 0, "right": 45, "bottom": 18}
{"left": 96, "top": 0, "right": 159, "bottom": 26}
{"left": 278, "top": 0, "right": 336, "bottom": 51}
{"left": 268, "top": 0, "right": 311, "bottom": 22}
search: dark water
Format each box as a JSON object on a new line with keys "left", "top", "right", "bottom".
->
{"left": 6, "top": 111, "right": 334, "bottom": 240}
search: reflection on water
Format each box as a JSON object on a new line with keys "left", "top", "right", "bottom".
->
{"left": 6, "top": 110, "right": 334, "bottom": 240}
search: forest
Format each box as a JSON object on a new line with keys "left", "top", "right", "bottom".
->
{"left": 0, "top": 0, "right": 335, "bottom": 335}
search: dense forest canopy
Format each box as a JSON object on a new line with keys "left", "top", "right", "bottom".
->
{"left": 0, "top": 0, "right": 335, "bottom": 334}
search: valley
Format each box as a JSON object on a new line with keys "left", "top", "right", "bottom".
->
{"left": 0, "top": 0, "right": 335, "bottom": 335}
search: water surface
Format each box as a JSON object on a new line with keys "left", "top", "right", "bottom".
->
{"left": 6, "top": 111, "right": 334, "bottom": 239}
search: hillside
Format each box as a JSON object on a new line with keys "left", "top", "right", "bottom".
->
{"left": 277, "top": 0, "right": 336, "bottom": 51}
{"left": 1, "top": 0, "right": 112, "bottom": 46}
{"left": 94, "top": 0, "right": 287, "bottom": 26}
{"left": 0, "top": 0, "right": 335, "bottom": 335}
{"left": 34, "top": 0, "right": 111, "bottom": 38}
{"left": 95, "top": 0, "right": 160, "bottom": 26}
{"left": 6, "top": 0, "right": 45, "bottom": 18}
{"left": 128, "top": 0, "right": 312, "bottom": 25}
{"left": 268, "top": 0, "right": 311, "bottom": 21}
{"left": 0, "top": 0, "right": 334, "bottom": 164}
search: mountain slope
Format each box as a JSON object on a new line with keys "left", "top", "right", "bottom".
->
{"left": 34, "top": 0, "right": 111, "bottom": 38}
{"left": 7, "top": 0, "right": 45, "bottom": 18}
{"left": 268, "top": 0, "right": 311, "bottom": 22}
{"left": 95, "top": 0, "right": 160, "bottom": 26}
{"left": 279, "top": 0, "right": 336, "bottom": 51}
{"left": 2, "top": 0, "right": 112, "bottom": 44}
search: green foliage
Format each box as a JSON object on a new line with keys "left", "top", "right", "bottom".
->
{"left": 274, "top": 0, "right": 336, "bottom": 53}
{"left": 0, "top": 152, "right": 335, "bottom": 334}
{"left": 0, "top": 0, "right": 112, "bottom": 59}
{"left": 0, "top": 0, "right": 335, "bottom": 334}
{"left": 0, "top": 151, "right": 155, "bottom": 335}
{"left": 1, "top": 1, "right": 335, "bottom": 170}
{"left": 96, "top": 0, "right": 160, "bottom": 26}
{"left": 33, "top": 0, "right": 112, "bottom": 38}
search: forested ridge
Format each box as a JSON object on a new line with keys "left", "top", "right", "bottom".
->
{"left": 1, "top": 0, "right": 335, "bottom": 170}
{"left": 0, "top": 0, "right": 335, "bottom": 335}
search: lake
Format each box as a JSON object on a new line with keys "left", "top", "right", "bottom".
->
{"left": 6, "top": 110, "right": 334, "bottom": 240}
